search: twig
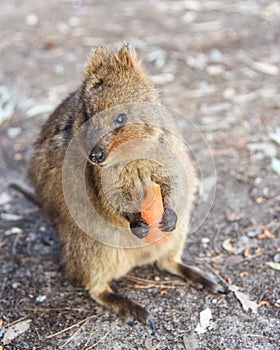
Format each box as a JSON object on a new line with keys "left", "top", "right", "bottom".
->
{"left": 134, "top": 284, "right": 176, "bottom": 289}
{"left": 80, "top": 325, "right": 94, "bottom": 350}
{"left": 126, "top": 275, "right": 156, "bottom": 285}
{"left": 126, "top": 275, "right": 183, "bottom": 286}
{"left": 61, "top": 318, "right": 90, "bottom": 347}
{"left": 12, "top": 232, "right": 23, "bottom": 255}
{"left": 133, "top": 284, "right": 157, "bottom": 289}
{"left": 32, "top": 324, "right": 41, "bottom": 339}
{"left": 21, "top": 307, "right": 91, "bottom": 312}
{"left": 0, "top": 277, "right": 7, "bottom": 299}
{"left": 5, "top": 314, "right": 30, "bottom": 328}
{"left": 45, "top": 314, "right": 102, "bottom": 339}
{"left": 239, "top": 333, "right": 270, "bottom": 339}
{"left": 84, "top": 325, "right": 116, "bottom": 349}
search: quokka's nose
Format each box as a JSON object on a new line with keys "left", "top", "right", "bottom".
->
{"left": 89, "top": 145, "right": 106, "bottom": 164}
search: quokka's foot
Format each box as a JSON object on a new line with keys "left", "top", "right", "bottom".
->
{"left": 157, "top": 259, "right": 226, "bottom": 294}
{"left": 92, "top": 289, "right": 156, "bottom": 329}
{"left": 178, "top": 264, "right": 226, "bottom": 294}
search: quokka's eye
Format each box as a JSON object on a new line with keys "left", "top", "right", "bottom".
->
{"left": 113, "top": 113, "right": 127, "bottom": 127}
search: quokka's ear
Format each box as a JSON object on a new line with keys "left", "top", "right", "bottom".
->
{"left": 85, "top": 47, "right": 108, "bottom": 78}
{"left": 116, "top": 43, "right": 138, "bottom": 67}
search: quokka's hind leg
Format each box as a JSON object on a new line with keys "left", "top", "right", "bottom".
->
{"left": 156, "top": 256, "right": 226, "bottom": 294}
{"left": 89, "top": 286, "right": 156, "bottom": 329}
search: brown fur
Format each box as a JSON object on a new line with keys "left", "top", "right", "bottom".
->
{"left": 29, "top": 45, "right": 224, "bottom": 328}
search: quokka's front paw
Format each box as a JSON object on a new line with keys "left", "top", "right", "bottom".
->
{"left": 129, "top": 214, "right": 149, "bottom": 239}
{"left": 159, "top": 208, "right": 177, "bottom": 232}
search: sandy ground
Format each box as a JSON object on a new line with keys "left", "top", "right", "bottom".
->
{"left": 0, "top": 0, "right": 279, "bottom": 349}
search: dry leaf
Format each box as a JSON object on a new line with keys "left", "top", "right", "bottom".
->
{"left": 195, "top": 307, "right": 212, "bottom": 334}
{"left": 145, "top": 338, "right": 155, "bottom": 350}
{"left": 229, "top": 285, "right": 258, "bottom": 313}
{"left": 222, "top": 238, "right": 237, "bottom": 254}
{"left": 3, "top": 319, "right": 31, "bottom": 344}
{"left": 266, "top": 262, "right": 280, "bottom": 271}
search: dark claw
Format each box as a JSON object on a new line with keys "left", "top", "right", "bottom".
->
{"left": 204, "top": 279, "right": 227, "bottom": 294}
{"left": 127, "top": 315, "right": 135, "bottom": 326}
{"left": 159, "top": 208, "right": 177, "bottom": 232}
{"left": 130, "top": 217, "right": 149, "bottom": 239}
{"left": 217, "top": 286, "right": 228, "bottom": 294}
{"left": 147, "top": 317, "right": 156, "bottom": 331}
{"left": 196, "top": 282, "right": 226, "bottom": 294}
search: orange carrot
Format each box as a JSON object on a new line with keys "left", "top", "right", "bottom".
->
{"left": 141, "top": 181, "right": 168, "bottom": 244}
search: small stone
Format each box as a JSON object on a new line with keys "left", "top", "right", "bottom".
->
{"left": 201, "top": 102, "right": 231, "bottom": 115}
{"left": 2, "top": 203, "right": 11, "bottom": 211}
{"left": 225, "top": 255, "right": 244, "bottom": 266}
{"left": 68, "top": 16, "right": 80, "bottom": 27}
{"left": 263, "top": 187, "right": 269, "bottom": 196}
{"left": 269, "top": 131, "right": 280, "bottom": 145}
{"left": 191, "top": 20, "right": 222, "bottom": 32}
{"left": 26, "top": 104, "right": 54, "bottom": 118}
{"left": 7, "top": 127, "right": 22, "bottom": 139}
{"left": 247, "top": 227, "right": 263, "bottom": 238}
{"left": 0, "top": 192, "right": 12, "bottom": 205}
{"left": 209, "top": 48, "right": 223, "bottom": 63}
{"left": 225, "top": 209, "right": 243, "bottom": 222}
{"left": 14, "top": 153, "right": 23, "bottom": 161}
{"left": 36, "top": 295, "right": 47, "bottom": 303}
{"left": 248, "top": 143, "right": 277, "bottom": 158}
{"left": 54, "top": 64, "right": 64, "bottom": 75}
{"left": 232, "top": 91, "right": 259, "bottom": 104}
{"left": 56, "top": 22, "right": 69, "bottom": 34}
{"left": 251, "top": 61, "right": 279, "bottom": 76}
{"left": 12, "top": 282, "right": 19, "bottom": 289}
{"left": 186, "top": 54, "right": 207, "bottom": 70}
{"left": 28, "top": 232, "right": 37, "bottom": 241}
{"left": 66, "top": 53, "right": 76, "bottom": 62}
{"left": 206, "top": 65, "right": 224, "bottom": 75}
{"left": 1, "top": 213, "right": 23, "bottom": 221}
{"left": 254, "top": 177, "right": 262, "bottom": 185}
{"left": 25, "top": 13, "right": 39, "bottom": 26}
{"left": 271, "top": 158, "right": 280, "bottom": 175}
{"left": 273, "top": 253, "right": 280, "bottom": 263}
{"left": 0, "top": 85, "right": 15, "bottom": 125}
{"left": 201, "top": 237, "right": 210, "bottom": 244}
{"left": 223, "top": 87, "right": 235, "bottom": 99}
{"left": 150, "top": 73, "right": 174, "bottom": 85}
{"left": 5, "top": 227, "right": 23, "bottom": 235}
{"left": 146, "top": 49, "right": 166, "bottom": 69}
{"left": 183, "top": 334, "right": 199, "bottom": 350}
{"left": 182, "top": 12, "right": 197, "bottom": 24}
{"left": 262, "top": 2, "right": 280, "bottom": 19}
